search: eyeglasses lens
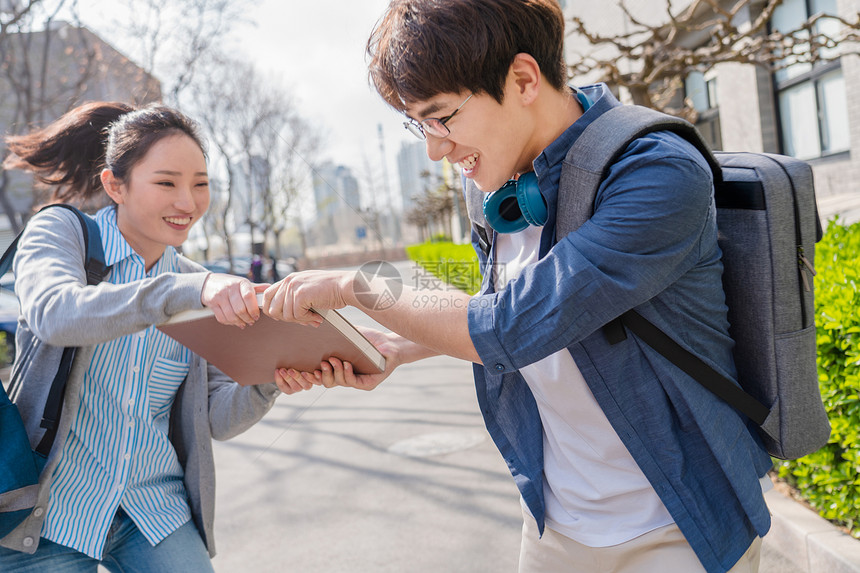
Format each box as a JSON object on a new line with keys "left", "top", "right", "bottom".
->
{"left": 421, "top": 119, "right": 449, "bottom": 139}
{"left": 404, "top": 121, "right": 425, "bottom": 140}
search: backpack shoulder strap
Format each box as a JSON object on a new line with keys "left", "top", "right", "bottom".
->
{"left": 2, "top": 204, "right": 109, "bottom": 457}
{"left": 0, "top": 204, "right": 107, "bottom": 285}
{"left": 463, "top": 178, "right": 493, "bottom": 257}
{"left": 39, "top": 204, "right": 107, "bottom": 286}
{"left": 556, "top": 104, "right": 721, "bottom": 242}
{"left": 556, "top": 105, "right": 769, "bottom": 425}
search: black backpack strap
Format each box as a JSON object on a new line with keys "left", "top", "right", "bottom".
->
{"left": 8, "top": 204, "right": 109, "bottom": 457}
{"left": 34, "top": 346, "right": 77, "bottom": 456}
{"left": 37, "top": 204, "right": 109, "bottom": 286}
{"left": 611, "top": 310, "right": 769, "bottom": 426}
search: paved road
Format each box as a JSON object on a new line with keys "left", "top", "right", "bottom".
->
{"left": 209, "top": 299, "right": 800, "bottom": 572}
{"left": 211, "top": 309, "right": 523, "bottom": 572}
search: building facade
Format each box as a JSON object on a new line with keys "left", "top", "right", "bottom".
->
{"left": 563, "top": 0, "right": 859, "bottom": 201}
{"left": 309, "top": 161, "right": 367, "bottom": 248}
{"left": 396, "top": 140, "right": 447, "bottom": 212}
{"left": 0, "top": 22, "right": 161, "bottom": 249}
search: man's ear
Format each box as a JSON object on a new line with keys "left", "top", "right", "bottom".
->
{"left": 509, "top": 53, "right": 541, "bottom": 105}
{"left": 100, "top": 169, "right": 124, "bottom": 204}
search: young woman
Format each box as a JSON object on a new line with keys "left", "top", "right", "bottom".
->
{"left": 0, "top": 102, "right": 308, "bottom": 571}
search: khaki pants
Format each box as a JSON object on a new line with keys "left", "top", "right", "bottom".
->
{"left": 519, "top": 511, "right": 761, "bottom": 573}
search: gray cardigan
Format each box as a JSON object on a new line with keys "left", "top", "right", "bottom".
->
{"left": 0, "top": 207, "right": 280, "bottom": 556}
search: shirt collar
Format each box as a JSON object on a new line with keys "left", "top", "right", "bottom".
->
{"left": 530, "top": 83, "right": 615, "bottom": 256}
{"left": 95, "top": 206, "right": 179, "bottom": 273}
{"left": 532, "top": 83, "right": 612, "bottom": 184}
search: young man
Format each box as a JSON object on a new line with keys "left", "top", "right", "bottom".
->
{"left": 263, "top": 1, "right": 773, "bottom": 571}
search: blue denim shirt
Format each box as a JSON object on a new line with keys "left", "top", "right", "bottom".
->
{"left": 466, "top": 84, "right": 772, "bottom": 573}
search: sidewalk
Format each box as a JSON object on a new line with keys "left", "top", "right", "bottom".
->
{"left": 211, "top": 338, "right": 522, "bottom": 572}
{"left": 210, "top": 303, "right": 860, "bottom": 573}
{"left": 819, "top": 192, "right": 860, "bottom": 226}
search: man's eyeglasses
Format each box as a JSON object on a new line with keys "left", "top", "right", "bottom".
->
{"left": 403, "top": 94, "right": 473, "bottom": 140}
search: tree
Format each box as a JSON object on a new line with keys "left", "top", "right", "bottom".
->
{"left": 258, "top": 111, "right": 321, "bottom": 261}
{"left": 405, "top": 170, "right": 464, "bottom": 242}
{"left": 567, "top": 0, "right": 860, "bottom": 119}
{"left": 188, "top": 54, "right": 254, "bottom": 270}
{"left": 101, "top": 0, "right": 249, "bottom": 106}
{"left": 0, "top": 0, "right": 42, "bottom": 45}
{"left": 189, "top": 52, "right": 318, "bottom": 267}
{"left": 0, "top": 1, "right": 103, "bottom": 230}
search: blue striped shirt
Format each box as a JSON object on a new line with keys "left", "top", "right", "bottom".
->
{"left": 41, "top": 207, "right": 194, "bottom": 559}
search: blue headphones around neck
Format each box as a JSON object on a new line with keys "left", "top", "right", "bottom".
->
{"left": 482, "top": 172, "right": 545, "bottom": 234}
{"left": 481, "top": 87, "right": 593, "bottom": 234}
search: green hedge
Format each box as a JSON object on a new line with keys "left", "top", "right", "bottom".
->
{"left": 409, "top": 225, "right": 860, "bottom": 536}
{"left": 405, "top": 241, "right": 482, "bottom": 295}
{"left": 0, "top": 332, "right": 9, "bottom": 367}
{"left": 775, "top": 218, "right": 860, "bottom": 537}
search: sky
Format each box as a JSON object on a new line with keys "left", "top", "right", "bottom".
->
{"left": 237, "top": 0, "right": 414, "bottom": 194}
{"left": 73, "top": 0, "right": 418, "bottom": 207}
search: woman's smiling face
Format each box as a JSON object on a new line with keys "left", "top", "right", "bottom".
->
{"left": 105, "top": 132, "right": 209, "bottom": 270}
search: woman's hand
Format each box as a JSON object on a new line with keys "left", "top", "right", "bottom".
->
{"left": 274, "top": 327, "right": 431, "bottom": 392}
{"left": 273, "top": 372, "right": 316, "bottom": 394}
{"left": 201, "top": 272, "right": 268, "bottom": 327}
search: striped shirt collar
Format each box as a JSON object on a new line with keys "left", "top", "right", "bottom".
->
{"left": 95, "top": 206, "right": 180, "bottom": 274}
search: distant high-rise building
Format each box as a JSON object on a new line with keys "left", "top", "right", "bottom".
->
{"left": 396, "top": 140, "right": 444, "bottom": 212}
{"left": 312, "top": 162, "right": 361, "bottom": 218}
{"left": 229, "top": 155, "right": 271, "bottom": 235}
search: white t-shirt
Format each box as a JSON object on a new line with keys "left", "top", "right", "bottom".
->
{"left": 493, "top": 225, "right": 674, "bottom": 546}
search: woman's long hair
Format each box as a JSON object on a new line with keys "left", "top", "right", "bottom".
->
{"left": 4, "top": 102, "right": 206, "bottom": 206}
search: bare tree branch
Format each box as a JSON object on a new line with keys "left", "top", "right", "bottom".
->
{"left": 108, "top": 0, "right": 250, "bottom": 106}
{"left": 567, "top": 0, "right": 859, "bottom": 115}
{"left": 0, "top": 0, "right": 110, "bottom": 229}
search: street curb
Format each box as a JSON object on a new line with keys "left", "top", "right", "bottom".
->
{"left": 766, "top": 486, "right": 860, "bottom": 573}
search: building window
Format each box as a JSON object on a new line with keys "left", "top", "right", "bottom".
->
{"left": 685, "top": 71, "right": 722, "bottom": 150}
{"left": 772, "top": 0, "right": 850, "bottom": 160}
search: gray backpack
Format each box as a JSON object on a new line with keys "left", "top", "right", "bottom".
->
{"left": 467, "top": 103, "right": 831, "bottom": 460}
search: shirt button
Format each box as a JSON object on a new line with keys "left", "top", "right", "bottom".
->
{"left": 132, "top": 365, "right": 140, "bottom": 373}
{"left": 124, "top": 453, "right": 131, "bottom": 461}
{"left": 494, "top": 364, "right": 505, "bottom": 372}
{"left": 33, "top": 507, "right": 43, "bottom": 517}
{"left": 22, "top": 537, "right": 34, "bottom": 547}
{"left": 127, "top": 420, "right": 134, "bottom": 427}
{"left": 127, "top": 399, "right": 134, "bottom": 407}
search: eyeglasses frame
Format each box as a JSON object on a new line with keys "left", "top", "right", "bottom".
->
{"left": 403, "top": 93, "right": 474, "bottom": 140}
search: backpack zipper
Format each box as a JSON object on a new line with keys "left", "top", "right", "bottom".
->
{"left": 798, "top": 247, "right": 816, "bottom": 293}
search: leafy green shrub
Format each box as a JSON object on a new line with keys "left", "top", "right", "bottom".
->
{"left": 0, "top": 332, "right": 10, "bottom": 367}
{"left": 774, "top": 218, "right": 860, "bottom": 536}
{"left": 429, "top": 233, "right": 452, "bottom": 243}
{"left": 405, "top": 241, "right": 482, "bottom": 295}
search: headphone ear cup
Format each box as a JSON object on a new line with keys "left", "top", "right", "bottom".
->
{"left": 515, "top": 172, "right": 547, "bottom": 227}
{"left": 483, "top": 180, "right": 529, "bottom": 234}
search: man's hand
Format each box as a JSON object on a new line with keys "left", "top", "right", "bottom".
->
{"left": 262, "top": 270, "right": 352, "bottom": 325}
